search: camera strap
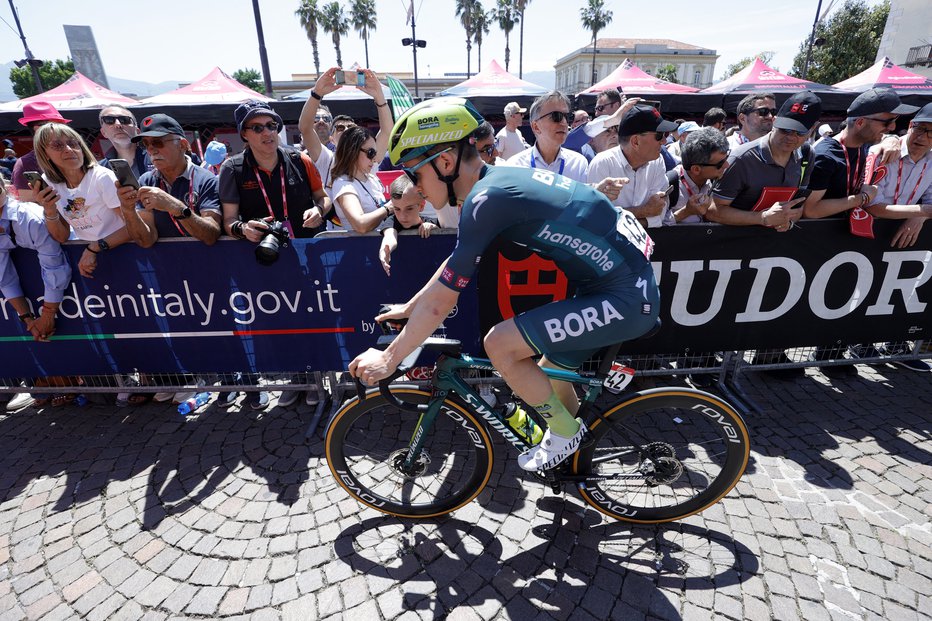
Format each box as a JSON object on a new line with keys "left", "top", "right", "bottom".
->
{"left": 253, "top": 165, "right": 293, "bottom": 238}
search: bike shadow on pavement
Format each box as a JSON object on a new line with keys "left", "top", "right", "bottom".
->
{"left": 333, "top": 496, "right": 758, "bottom": 620}
{"left": 0, "top": 399, "right": 318, "bottom": 527}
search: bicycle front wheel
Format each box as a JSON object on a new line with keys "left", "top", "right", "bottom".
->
{"left": 325, "top": 388, "right": 495, "bottom": 518}
{"left": 573, "top": 388, "right": 750, "bottom": 523}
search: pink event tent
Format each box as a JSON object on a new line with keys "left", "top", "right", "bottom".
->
{"left": 140, "top": 67, "right": 274, "bottom": 104}
{"left": 833, "top": 57, "right": 932, "bottom": 94}
{"left": 579, "top": 58, "right": 700, "bottom": 95}
{"left": 438, "top": 60, "right": 549, "bottom": 97}
{"left": 0, "top": 71, "right": 137, "bottom": 111}
{"left": 700, "top": 58, "right": 838, "bottom": 94}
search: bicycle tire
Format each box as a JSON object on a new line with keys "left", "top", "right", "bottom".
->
{"left": 573, "top": 388, "right": 750, "bottom": 523}
{"left": 325, "top": 387, "right": 495, "bottom": 518}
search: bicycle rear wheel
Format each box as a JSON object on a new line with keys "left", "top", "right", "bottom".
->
{"left": 573, "top": 388, "right": 750, "bottom": 523}
{"left": 325, "top": 388, "right": 494, "bottom": 518}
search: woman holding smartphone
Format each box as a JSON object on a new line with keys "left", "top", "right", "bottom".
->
{"left": 30, "top": 123, "right": 131, "bottom": 278}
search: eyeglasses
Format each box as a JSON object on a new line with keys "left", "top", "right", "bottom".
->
{"left": 698, "top": 156, "right": 729, "bottom": 169}
{"left": 245, "top": 121, "right": 281, "bottom": 134}
{"left": 360, "top": 147, "right": 378, "bottom": 160}
{"left": 46, "top": 139, "right": 82, "bottom": 152}
{"left": 910, "top": 123, "right": 932, "bottom": 138}
{"left": 314, "top": 115, "right": 332, "bottom": 123}
{"left": 333, "top": 123, "right": 351, "bottom": 132}
{"left": 747, "top": 107, "right": 778, "bottom": 118}
{"left": 140, "top": 137, "right": 179, "bottom": 150}
{"left": 477, "top": 145, "right": 495, "bottom": 158}
{"left": 639, "top": 131, "right": 665, "bottom": 142}
{"left": 777, "top": 127, "right": 809, "bottom": 138}
{"left": 401, "top": 147, "right": 453, "bottom": 184}
{"left": 594, "top": 103, "right": 616, "bottom": 115}
{"left": 865, "top": 116, "right": 898, "bottom": 127}
{"left": 536, "top": 110, "right": 573, "bottom": 124}
{"left": 101, "top": 115, "right": 135, "bottom": 126}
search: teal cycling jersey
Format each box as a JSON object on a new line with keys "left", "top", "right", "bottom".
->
{"left": 439, "top": 165, "right": 654, "bottom": 292}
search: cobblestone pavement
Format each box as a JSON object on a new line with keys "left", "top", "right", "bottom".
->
{"left": 0, "top": 362, "right": 930, "bottom": 620}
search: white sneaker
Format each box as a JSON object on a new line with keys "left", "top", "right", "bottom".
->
{"left": 6, "top": 392, "right": 35, "bottom": 411}
{"left": 517, "top": 419, "right": 587, "bottom": 471}
{"left": 153, "top": 392, "right": 175, "bottom": 403}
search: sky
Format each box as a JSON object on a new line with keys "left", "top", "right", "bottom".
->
{"left": 0, "top": 0, "right": 887, "bottom": 87}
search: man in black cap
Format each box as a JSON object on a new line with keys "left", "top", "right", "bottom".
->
{"left": 708, "top": 90, "right": 823, "bottom": 230}
{"left": 804, "top": 87, "right": 918, "bottom": 220}
{"left": 116, "top": 114, "right": 222, "bottom": 246}
{"left": 587, "top": 104, "right": 679, "bottom": 228}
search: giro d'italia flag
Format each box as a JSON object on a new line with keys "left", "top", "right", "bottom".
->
{"left": 386, "top": 75, "right": 415, "bottom": 119}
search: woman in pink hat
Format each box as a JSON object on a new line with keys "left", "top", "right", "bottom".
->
{"left": 11, "top": 101, "right": 71, "bottom": 203}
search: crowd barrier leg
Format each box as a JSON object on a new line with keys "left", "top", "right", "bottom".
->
{"left": 304, "top": 371, "right": 332, "bottom": 439}
{"left": 721, "top": 351, "right": 760, "bottom": 415}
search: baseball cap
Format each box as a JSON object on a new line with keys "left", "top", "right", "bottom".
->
{"left": 504, "top": 102, "right": 526, "bottom": 116}
{"left": 773, "top": 91, "right": 823, "bottom": 133}
{"left": 204, "top": 141, "right": 227, "bottom": 166}
{"left": 18, "top": 101, "right": 70, "bottom": 127}
{"left": 677, "top": 121, "right": 700, "bottom": 136}
{"left": 818, "top": 123, "right": 833, "bottom": 137}
{"left": 131, "top": 114, "right": 186, "bottom": 142}
{"left": 618, "top": 105, "right": 678, "bottom": 137}
{"left": 234, "top": 100, "right": 283, "bottom": 134}
{"left": 847, "top": 87, "right": 918, "bottom": 117}
{"left": 583, "top": 115, "right": 615, "bottom": 138}
{"left": 912, "top": 102, "right": 932, "bottom": 124}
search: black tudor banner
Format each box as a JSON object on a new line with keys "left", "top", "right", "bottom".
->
{"left": 479, "top": 219, "right": 932, "bottom": 354}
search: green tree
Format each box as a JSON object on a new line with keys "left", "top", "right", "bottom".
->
{"left": 472, "top": 4, "right": 491, "bottom": 70}
{"left": 790, "top": 0, "right": 889, "bottom": 84}
{"left": 579, "top": 0, "right": 612, "bottom": 86}
{"left": 349, "top": 0, "right": 378, "bottom": 69}
{"left": 491, "top": 0, "right": 519, "bottom": 72}
{"left": 10, "top": 58, "right": 75, "bottom": 99}
{"left": 320, "top": 1, "right": 349, "bottom": 68}
{"left": 295, "top": 0, "right": 324, "bottom": 77}
{"left": 515, "top": 0, "right": 532, "bottom": 78}
{"left": 455, "top": 0, "right": 479, "bottom": 77}
{"left": 233, "top": 68, "right": 264, "bottom": 94}
{"left": 722, "top": 51, "right": 775, "bottom": 79}
{"left": 656, "top": 64, "right": 679, "bottom": 83}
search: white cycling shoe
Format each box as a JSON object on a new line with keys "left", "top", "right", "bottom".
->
{"left": 517, "top": 418, "right": 587, "bottom": 471}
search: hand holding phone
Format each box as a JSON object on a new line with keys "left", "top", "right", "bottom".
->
{"left": 356, "top": 71, "right": 366, "bottom": 87}
{"left": 23, "top": 171, "right": 47, "bottom": 191}
{"left": 110, "top": 159, "right": 139, "bottom": 189}
{"left": 335, "top": 70, "right": 346, "bottom": 85}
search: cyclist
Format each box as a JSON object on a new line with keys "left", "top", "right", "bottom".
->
{"left": 349, "top": 97, "right": 662, "bottom": 471}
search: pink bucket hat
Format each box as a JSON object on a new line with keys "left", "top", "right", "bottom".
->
{"left": 18, "top": 101, "right": 70, "bottom": 126}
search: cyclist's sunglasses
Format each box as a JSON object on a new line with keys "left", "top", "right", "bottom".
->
{"left": 401, "top": 147, "right": 453, "bottom": 184}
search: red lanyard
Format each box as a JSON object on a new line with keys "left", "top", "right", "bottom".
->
{"left": 839, "top": 137, "right": 863, "bottom": 195}
{"left": 736, "top": 133, "right": 748, "bottom": 145}
{"left": 159, "top": 166, "right": 195, "bottom": 236}
{"left": 678, "top": 169, "right": 696, "bottom": 200}
{"left": 893, "top": 158, "right": 928, "bottom": 205}
{"left": 253, "top": 165, "right": 288, "bottom": 223}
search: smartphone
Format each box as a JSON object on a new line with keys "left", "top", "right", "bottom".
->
{"left": 355, "top": 71, "right": 366, "bottom": 87}
{"left": 22, "top": 171, "right": 47, "bottom": 191}
{"left": 663, "top": 184, "right": 676, "bottom": 197}
{"left": 641, "top": 99, "right": 662, "bottom": 110}
{"left": 793, "top": 187, "right": 812, "bottom": 201}
{"left": 110, "top": 159, "right": 139, "bottom": 189}
{"left": 334, "top": 70, "right": 345, "bottom": 85}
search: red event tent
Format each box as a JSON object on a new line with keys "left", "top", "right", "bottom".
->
{"left": 0, "top": 71, "right": 137, "bottom": 111}
{"left": 833, "top": 57, "right": 932, "bottom": 95}
{"left": 439, "top": 59, "right": 549, "bottom": 98}
{"left": 139, "top": 67, "right": 274, "bottom": 104}
{"left": 579, "top": 58, "right": 700, "bottom": 96}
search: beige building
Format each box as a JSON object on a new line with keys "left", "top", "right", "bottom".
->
{"left": 876, "top": 0, "right": 932, "bottom": 79}
{"left": 554, "top": 38, "right": 718, "bottom": 94}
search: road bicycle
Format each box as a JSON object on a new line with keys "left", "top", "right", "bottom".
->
{"left": 325, "top": 323, "right": 750, "bottom": 523}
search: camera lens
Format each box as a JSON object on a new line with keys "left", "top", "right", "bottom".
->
{"left": 255, "top": 233, "right": 280, "bottom": 265}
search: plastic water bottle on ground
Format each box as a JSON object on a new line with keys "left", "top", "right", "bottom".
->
{"left": 178, "top": 392, "right": 211, "bottom": 416}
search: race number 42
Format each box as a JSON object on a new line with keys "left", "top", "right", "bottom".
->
{"left": 603, "top": 362, "right": 636, "bottom": 394}
{"left": 616, "top": 210, "right": 654, "bottom": 259}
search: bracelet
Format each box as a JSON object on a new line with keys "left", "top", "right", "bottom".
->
{"left": 44, "top": 213, "right": 60, "bottom": 221}
{"left": 310, "top": 90, "right": 322, "bottom": 101}
{"left": 860, "top": 191, "right": 869, "bottom": 208}
{"left": 18, "top": 312, "right": 35, "bottom": 323}
{"left": 231, "top": 221, "right": 246, "bottom": 239}
{"left": 376, "top": 102, "right": 388, "bottom": 108}
{"left": 383, "top": 205, "right": 391, "bottom": 218}
{"left": 85, "top": 245, "right": 98, "bottom": 254}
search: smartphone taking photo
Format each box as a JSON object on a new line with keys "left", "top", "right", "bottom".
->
{"left": 110, "top": 159, "right": 139, "bottom": 189}
{"left": 335, "top": 70, "right": 346, "bottom": 85}
{"left": 22, "top": 171, "right": 47, "bottom": 191}
{"left": 356, "top": 71, "right": 366, "bottom": 87}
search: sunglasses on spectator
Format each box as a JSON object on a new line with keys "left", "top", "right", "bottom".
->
{"left": 698, "top": 156, "right": 729, "bottom": 169}
{"left": 141, "top": 137, "right": 179, "bottom": 150}
{"left": 777, "top": 127, "right": 809, "bottom": 138}
{"left": 477, "top": 145, "right": 495, "bottom": 157}
{"left": 401, "top": 147, "right": 453, "bottom": 184}
{"left": 246, "top": 121, "right": 280, "bottom": 134}
{"left": 100, "top": 115, "right": 135, "bottom": 126}
{"left": 536, "top": 110, "right": 573, "bottom": 124}
{"left": 639, "top": 131, "right": 665, "bottom": 142}
{"left": 865, "top": 115, "right": 898, "bottom": 126}
{"left": 47, "top": 139, "right": 82, "bottom": 152}
{"left": 910, "top": 123, "right": 932, "bottom": 138}
{"left": 747, "top": 107, "right": 778, "bottom": 118}
{"left": 594, "top": 103, "right": 613, "bottom": 114}
{"left": 333, "top": 123, "right": 351, "bottom": 132}
{"left": 360, "top": 147, "right": 378, "bottom": 160}
{"left": 315, "top": 115, "right": 332, "bottom": 123}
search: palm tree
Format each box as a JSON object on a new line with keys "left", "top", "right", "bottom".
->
{"left": 455, "top": 0, "right": 478, "bottom": 77}
{"left": 472, "top": 4, "right": 490, "bottom": 71}
{"left": 580, "top": 0, "right": 612, "bottom": 86}
{"left": 349, "top": 0, "right": 377, "bottom": 69}
{"left": 656, "top": 64, "right": 679, "bottom": 83}
{"left": 491, "top": 0, "right": 518, "bottom": 72}
{"left": 515, "top": 0, "right": 531, "bottom": 78}
{"left": 320, "top": 1, "right": 349, "bottom": 68}
{"left": 295, "top": 0, "right": 324, "bottom": 77}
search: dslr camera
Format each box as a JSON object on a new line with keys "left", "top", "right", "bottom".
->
{"left": 255, "top": 220, "right": 290, "bottom": 265}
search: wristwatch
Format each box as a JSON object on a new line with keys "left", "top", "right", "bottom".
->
{"left": 97, "top": 238, "right": 110, "bottom": 252}
{"left": 176, "top": 207, "right": 192, "bottom": 220}
{"left": 18, "top": 312, "right": 36, "bottom": 323}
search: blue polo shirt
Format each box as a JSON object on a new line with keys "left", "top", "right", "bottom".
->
{"left": 99, "top": 145, "right": 152, "bottom": 178}
{"left": 138, "top": 158, "right": 220, "bottom": 238}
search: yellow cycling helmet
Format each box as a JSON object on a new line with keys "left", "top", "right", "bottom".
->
{"left": 388, "top": 97, "right": 484, "bottom": 165}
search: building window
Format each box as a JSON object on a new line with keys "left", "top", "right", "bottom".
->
{"left": 693, "top": 70, "right": 701, "bottom": 86}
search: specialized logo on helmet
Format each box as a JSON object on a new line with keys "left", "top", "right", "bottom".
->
{"left": 398, "top": 129, "right": 466, "bottom": 148}
{"left": 417, "top": 116, "right": 440, "bottom": 130}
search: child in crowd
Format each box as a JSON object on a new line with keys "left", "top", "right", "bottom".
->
{"left": 378, "top": 175, "right": 439, "bottom": 276}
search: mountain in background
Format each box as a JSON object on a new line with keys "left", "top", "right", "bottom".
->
{"left": 0, "top": 60, "right": 178, "bottom": 102}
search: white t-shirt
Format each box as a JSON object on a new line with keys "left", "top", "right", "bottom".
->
{"left": 588, "top": 147, "right": 671, "bottom": 228}
{"left": 44, "top": 165, "right": 125, "bottom": 241}
{"left": 331, "top": 173, "right": 385, "bottom": 232}
{"left": 495, "top": 126, "right": 529, "bottom": 161}
{"left": 314, "top": 147, "right": 335, "bottom": 196}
